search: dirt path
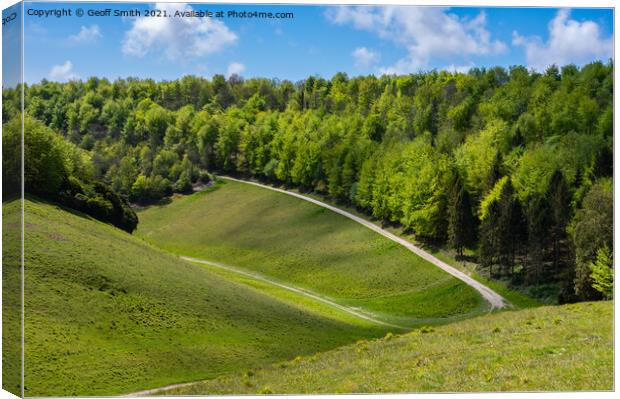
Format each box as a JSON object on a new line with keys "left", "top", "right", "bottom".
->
{"left": 221, "top": 176, "right": 507, "bottom": 310}
{"left": 122, "top": 381, "right": 200, "bottom": 397}
{"left": 181, "top": 256, "right": 408, "bottom": 330}
{"left": 124, "top": 177, "right": 507, "bottom": 397}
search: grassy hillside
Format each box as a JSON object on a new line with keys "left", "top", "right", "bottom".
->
{"left": 262, "top": 184, "right": 542, "bottom": 310}
{"left": 16, "top": 198, "right": 387, "bottom": 396}
{"left": 2, "top": 198, "right": 22, "bottom": 397}
{"left": 137, "top": 180, "right": 485, "bottom": 324}
{"left": 167, "top": 301, "right": 613, "bottom": 394}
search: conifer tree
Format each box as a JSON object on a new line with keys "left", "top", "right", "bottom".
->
{"left": 526, "top": 196, "right": 550, "bottom": 285}
{"left": 447, "top": 172, "right": 475, "bottom": 257}
{"left": 547, "top": 170, "right": 571, "bottom": 272}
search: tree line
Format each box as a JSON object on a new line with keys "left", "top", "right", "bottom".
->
{"left": 2, "top": 61, "right": 613, "bottom": 301}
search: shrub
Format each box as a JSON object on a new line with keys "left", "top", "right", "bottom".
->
{"left": 59, "top": 177, "right": 138, "bottom": 233}
{"left": 174, "top": 171, "right": 193, "bottom": 194}
{"left": 258, "top": 386, "right": 273, "bottom": 394}
{"left": 130, "top": 174, "right": 172, "bottom": 204}
{"left": 420, "top": 326, "right": 434, "bottom": 334}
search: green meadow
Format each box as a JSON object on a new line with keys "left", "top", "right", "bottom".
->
{"left": 2, "top": 198, "right": 22, "bottom": 396}
{"left": 137, "top": 179, "right": 486, "bottom": 324}
{"left": 15, "top": 198, "right": 387, "bottom": 396}
{"left": 167, "top": 301, "right": 614, "bottom": 394}
{"left": 6, "top": 178, "right": 612, "bottom": 396}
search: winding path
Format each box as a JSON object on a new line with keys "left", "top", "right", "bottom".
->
{"left": 221, "top": 176, "right": 507, "bottom": 310}
{"left": 125, "top": 177, "right": 508, "bottom": 396}
{"left": 181, "top": 256, "right": 408, "bottom": 329}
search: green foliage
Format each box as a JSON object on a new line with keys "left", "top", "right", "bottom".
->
{"left": 479, "top": 177, "right": 509, "bottom": 221}
{"left": 571, "top": 178, "right": 613, "bottom": 300}
{"left": 455, "top": 119, "right": 509, "bottom": 195}
{"left": 447, "top": 172, "right": 476, "bottom": 256}
{"left": 589, "top": 246, "right": 613, "bottom": 299}
{"left": 7, "top": 61, "right": 613, "bottom": 300}
{"left": 59, "top": 177, "right": 138, "bottom": 232}
{"left": 130, "top": 174, "right": 172, "bottom": 204}
{"left": 4, "top": 63, "right": 614, "bottom": 395}
{"left": 2, "top": 115, "right": 137, "bottom": 232}
{"left": 3, "top": 115, "right": 83, "bottom": 196}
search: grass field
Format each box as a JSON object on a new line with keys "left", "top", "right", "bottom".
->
{"left": 259, "top": 183, "right": 542, "bottom": 310}
{"left": 137, "top": 179, "right": 486, "bottom": 324}
{"left": 2, "top": 198, "right": 22, "bottom": 396}
{"left": 166, "top": 301, "right": 614, "bottom": 394}
{"left": 15, "top": 198, "right": 389, "bottom": 396}
{"left": 8, "top": 180, "right": 611, "bottom": 396}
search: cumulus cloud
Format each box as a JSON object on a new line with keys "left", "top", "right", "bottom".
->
{"left": 49, "top": 61, "right": 79, "bottom": 81}
{"left": 226, "top": 62, "right": 245, "bottom": 77}
{"left": 122, "top": 3, "right": 237, "bottom": 59}
{"left": 326, "top": 6, "right": 506, "bottom": 74}
{"left": 352, "top": 47, "right": 379, "bottom": 68}
{"left": 69, "top": 25, "right": 102, "bottom": 43}
{"left": 444, "top": 62, "right": 475, "bottom": 74}
{"left": 512, "top": 9, "right": 613, "bottom": 71}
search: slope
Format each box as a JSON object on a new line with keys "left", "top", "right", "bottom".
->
{"left": 165, "top": 301, "right": 613, "bottom": 394}
{"left": 137, "top": 179, "right": 486, "bottom": 325}
{"left": 13, "top": 198, "right": 385, "bottom": 396}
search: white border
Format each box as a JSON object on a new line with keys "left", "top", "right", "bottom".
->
{"left": 0, "top": 1, "right": 617, "bottom": 399}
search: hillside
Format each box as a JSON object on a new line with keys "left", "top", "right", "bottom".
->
{"left": 11, "top": 63, "right": 613, "bottom": 304}
{"left": 165, "top": 301, "right": 614, "bottom": 394}
{"left": 137, "top": 179, "right": 486, "bottom": 325}
{"left": 13, "top": 198, "right": 387, "bottom": 396}
{"left": 2, "top": 198, "right": 22, "bottom": 397}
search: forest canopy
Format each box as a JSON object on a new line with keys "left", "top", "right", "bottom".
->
{"left": 2, "top": 115, "right": 138, "bottom": 233}
{"left": 2, "top": 61, "right": 613, "bottom": 301}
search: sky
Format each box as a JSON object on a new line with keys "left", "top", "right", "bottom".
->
{"left": 2, "top": 2, "right": 22, "bottom": 87}
{"left": 2, "top": 1, "right": 615, "bottom": 85}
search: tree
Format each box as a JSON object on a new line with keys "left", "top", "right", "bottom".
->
{"left": 130, "top": 174, "right": 172, "bottom": 203}
{"left": 590, "top": 246, "right": 613, "bottom": 299}
{"left": 525, "top": 196, "right": 549, "bottom": 286}
{"left": 14, "top": 64, "right": 613, "bottom": 301}
{"left": 486, "top": 151, "right": 503, "bottom": 192}
{"left": 479, "top": 200, "right": 501, "bottom": 277}
{"left": 547, "top": 170, "right": 571, "bottom": 272}
{"left": 215, "top": 110, "right": 244, "bottom": 171}
{"left": 455, "top": 119, "right": 509, "bottom": 195}
{"left": 447, "top": 172, "right": 475, "bottom": 257}
{"left": 496, "top": 179, "right": 526, "bottom": 276}
{"left": 3, "top": 115, "right": 88, "bottom": 197}
{"left": 571, "top": 178, "right": 612, "bottom": 300}
{"left": 144, "top": 104, "right": 172, "bottom": 145}
{"left": 174, "top": 170, "right": 193, "bottom": 194}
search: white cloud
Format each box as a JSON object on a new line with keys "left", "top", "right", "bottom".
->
{"left": 122, "top": 3, "right": 237, "bottom": 59}
{"left": 512, "top": 9, "right": 613, "bottom": 71}
{"left": 69, "top": 25, "right": 102, "bottom": 43}
{"left": 226, "top": 62, "right": 245, "bottom": 78}
{"left": 352, "top": 47, "right": 379, "bottom": 68}
{"left": 326, "top": 6, "right": 506, "bottom": 74}
{"left": 444, "top": 62, "right": 475, "bottom": 74}
{"left": 49, "top": 61, "right": 79, "bottom": 82}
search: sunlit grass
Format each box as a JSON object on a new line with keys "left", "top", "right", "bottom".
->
{"left": 137, "top": 179, "right": 485, "bottom": 321}
{"left": 17, "top": 198, "right": 385, "bottom": 396}
{"left": 167, "top": 301, "right": 613, "bottom": 394}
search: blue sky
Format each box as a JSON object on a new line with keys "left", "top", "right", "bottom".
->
{"left": 2, "top": 2, "right": 22, "bottom": 87}
{"left": 4, "top": 2, "right": 615, "bottom": 84}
